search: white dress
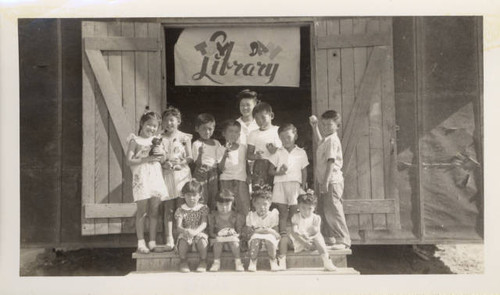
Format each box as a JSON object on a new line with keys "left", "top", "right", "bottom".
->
{"left": 160, "top": 131, "right": 192, "bottom": 200}
{"left": 246, "top": 208, "right": 280, "bottom": 247}
{"left": 128, "top": 134, "right": 168, "bottom": 202}
{"left": 289, "top": 213, "right": 322, "bottom": 253}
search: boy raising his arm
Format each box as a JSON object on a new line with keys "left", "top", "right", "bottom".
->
{"left": 309, "top": 111, "right": 351, "bottom": 250}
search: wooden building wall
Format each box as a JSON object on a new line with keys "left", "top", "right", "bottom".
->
{"left": 19, "top": 17, "right": 483, "bottom": 248}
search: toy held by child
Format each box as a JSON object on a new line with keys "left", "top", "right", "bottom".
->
{"left": 287, "top": 191, "right": 337, "bottom": 271}
{"left": 192, "top": 113, "right": 222, "bottom": 210}
{"left": 125, "top": 107, "right": 168, "bottom": 254}
{"left": 208, "top": 189, "right": 245, "bottom": 272}
{"left": 218, "top": 120, "right": 251, "bottom": 216}
{"left": 247, "top": 102, "right": 282, "bottom": 189}
{"left": 174, "top": 180, "right": 209, "bottom": 273}
{"left": 245, "top": 188, "right": 281, "bottom": 272}
{"left": 310, "top": 110, "right": 351, "bottom": 250}
{"left": 268, "top": 123, "right": 309, "bottom": 270}
{"left": 159, "top": 106, "right": 193, "bottom": 251}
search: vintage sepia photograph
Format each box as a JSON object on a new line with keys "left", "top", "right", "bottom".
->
{"left": 2, "top": 1, "right": 498, "bottom": 294}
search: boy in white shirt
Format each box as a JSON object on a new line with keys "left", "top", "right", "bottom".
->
{"left": 247, "top": 102, "right": 282, "bottom": 189}
{"left": 218, "top": 120, "right": 251, "bottom": 216}
{"left": 268, "top": 123, "right": 309, "bottom": 269}
{"left": 310, "top": 110, "right": 351, "bottom": 250}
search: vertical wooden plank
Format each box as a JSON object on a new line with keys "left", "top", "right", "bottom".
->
{"left": 367, "top": 18, "right": 387, "bottom": 230}
{"left": 148, "top": 23, "right": 162, "bottom": 114}
{"left": 135, "top": 23, "right": 149, "bottom": 129}
{"left": 122, "top": 22, "right": 136, "bottom": 233}
{"left": 339, "top": 18, "right": 360, "bottom": 232}
{"left": 93, "top": 21, "right": 110, "bottom": 235}
{"left": 326, "top": 19, "right": 342, "bottom": 136}
{"left": 160, "top": 24, "right": 167, "bottom": 111}
{"left": 82, "top": 21, "right": 96, "bottom": 235}
{"left": 380, "top": 17, "right": 400, "bottom": 228}
{"left": 107, "top": 21, "right": 123, "bottom": 234}
{"left": 353, "top": 18, "right": 372, "bottom": 231}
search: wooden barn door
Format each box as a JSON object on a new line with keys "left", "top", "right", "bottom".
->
{"left": 313, "top": 17, "right": 400, "bottom": 236}
{"left": 81, "top": 21, "right": 165, "bottom": 235}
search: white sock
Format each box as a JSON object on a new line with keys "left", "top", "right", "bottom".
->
{"left": 148, "top": 240, "right": 156, "bottom": 249}
{"left": 138, "top": 239, "right": 146, "bottom": 248}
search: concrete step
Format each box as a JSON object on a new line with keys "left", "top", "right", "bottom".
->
{"left": 128, "top": 267, "right": 359, "bottom": 275}
{"left": 133, "top": 249, "right": 352, "bottom": 272}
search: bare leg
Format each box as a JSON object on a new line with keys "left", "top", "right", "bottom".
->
{"left": 148, "top": 197, "right": 161, "bottom": 242}
{"left": 313, "top": 234, "right": 328, "bottom": 255}
{"left": 275, "top": 203, "right": 289, "bottom": 236}
{"left": 249, "top": 239, "right": 261, "bottom": 260}
{"left": 135, "top": 200, "right": 148, "bottom": 240}
{"left": 163, "top": 199, "right": 176, "bottom": 245}
{"left": 278, "top": 235, "right": 289, "bottom": 258}
{"left": 228, "top": 241, "right": 241, "bottom": 259}
{"left": 264, "top": 240, "right": 277, "bottom": 260}
{"left": 178, "top": 239, "right": 189, "bottom": 260}
{"left": 213, "top": 241, "right": 223, "bottom": 260}
{"left": 196, "top": 238, "right": 208, "bottom": 261}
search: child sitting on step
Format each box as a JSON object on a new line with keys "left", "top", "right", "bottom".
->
{"left": 208, "top": 189, "right": 245, "bottom": 272}
{"left": 245, "top": 187, "right": 281, "bottom": 272}
{"left": 175, "top": 180, "right": 209, "bottom": 273}
{"left": 287, "top": 192, "right": 337, "bottom": 271}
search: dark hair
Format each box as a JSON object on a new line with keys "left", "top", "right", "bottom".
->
{"left": 138, "top": 107, "right": 162, "bottom": 135}
{"left": 237, "top": 89, "right": 258, "bottom": 103}
{"left": 278, "top": 123, "right": 298, "bottom": 135}
{"left": 221, "top": 119, "right": 241, "bottom": 132}
{"left": 161, "top": 106, "right": 182, "bottom": 123}
{"left": 195, "top": 113, "right": 216, "bottom": 128}
{"left": 251, "top": 189, "right": 272, "bottom": 203}
{"left": 216, "top": 189, "right": 235, "bottom": 203}
{"left": 181, "top": 179, "right": 203, "bottom": 195}
{"left": 321, "top": 110, "right": 341, "bottom": 123}
{"left": 252, "top": 102, "right": 273, "bottom": 117}
{"left": 297, "top": 193, "right": 318, "bottom": 206}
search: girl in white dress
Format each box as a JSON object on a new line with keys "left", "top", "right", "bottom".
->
{"left": 288, "top": 192, "right": 337, "bottom": 271}
{"left": 126, "top": 109, "right": 168, "bottom": 254}
{"left": 160, "top": 106, "right": 193, "bottom": 251}
{"left": 245, "top": 188, "right": 281, "bottom": 272}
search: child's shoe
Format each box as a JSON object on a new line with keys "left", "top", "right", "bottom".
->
{"left": 165, "top": 236, "right": 175, "bottom": 251}
{"left": 196, "top": 260, "right": 207, "bottom": 272}
{"left": 137, "top": 239, "right": 150, "bottom": 254}
{"left": 148, "top": 241, "right": 157, "bottom": 252}
{"left": 179, "top": 259, "right": 190, "bottom": 273}
{"left": 328, "top": 243, "right": 348, "bottom": 250}
{"left": 321, "top": 254, "right": 337, "bottom": 271}
{"left": 270, "top": 258, "right": 280, "bottom": 272}
{"left": 277, "top": 256, "right": 287, "bottom": 271}
{"left": 247, "top": 259, "right": 257, "bottom": 272}
{"left": 209, "top": 259, "right": 220, "bottom": 272}
{"left": 235, "top": 258, "right": 244, "bottom": 272}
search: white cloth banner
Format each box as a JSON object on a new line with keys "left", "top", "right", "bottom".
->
{"left": 174, "top": 27, "right": 300, "bottom": 87}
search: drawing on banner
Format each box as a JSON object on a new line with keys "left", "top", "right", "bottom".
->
{"left": 175, "top": 27, "right": 300, "bottom": 86}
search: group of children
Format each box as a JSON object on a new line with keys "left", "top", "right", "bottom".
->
{"left": 126, "top": 89, "right": 351, "bottom": 272}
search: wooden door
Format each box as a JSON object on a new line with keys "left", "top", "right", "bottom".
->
{"left": 313, "top": 17, "right": 400, "bottom": 235}
{"left": 81, "top": 21, "right": 165, "bottom": 235}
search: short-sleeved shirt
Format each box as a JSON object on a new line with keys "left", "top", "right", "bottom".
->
{"left": 208, "top": 211, "right": 245, "bottom": 237}
{"left": 219, "top": 143, "right": 247, "bottom": 182}
{"left": 291, "top": 213, "right": 321, "bottom": 237}
{"left": 269, "top": 146, "right": 309, "bottom": 184}
{"left": 247, "top": 126, "right": 282, "bottom": 160}
{"left": 237, "top": 117, "right": 259, "bottom": 145}
{"left": 316, "top": 132, "right": 343, "bottom": 183}
{"left": 192, "top": 139, "right": 222, "bottom": 168}
{"left": 174, "top": 203, "right": 209, "bottom": 230}
{"left": 246, "top": 208, "right": 279, "bottom": 229}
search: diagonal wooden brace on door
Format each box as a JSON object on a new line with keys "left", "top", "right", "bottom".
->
{"left": 342, "top": 46, "right": 387, "bottom": 171}
{"left": 85, "top": 48, "right": 133, "bottom": 153}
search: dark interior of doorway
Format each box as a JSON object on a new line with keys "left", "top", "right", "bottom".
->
{"left": 164, "top": 26, "right": 313, "bottom": 183}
